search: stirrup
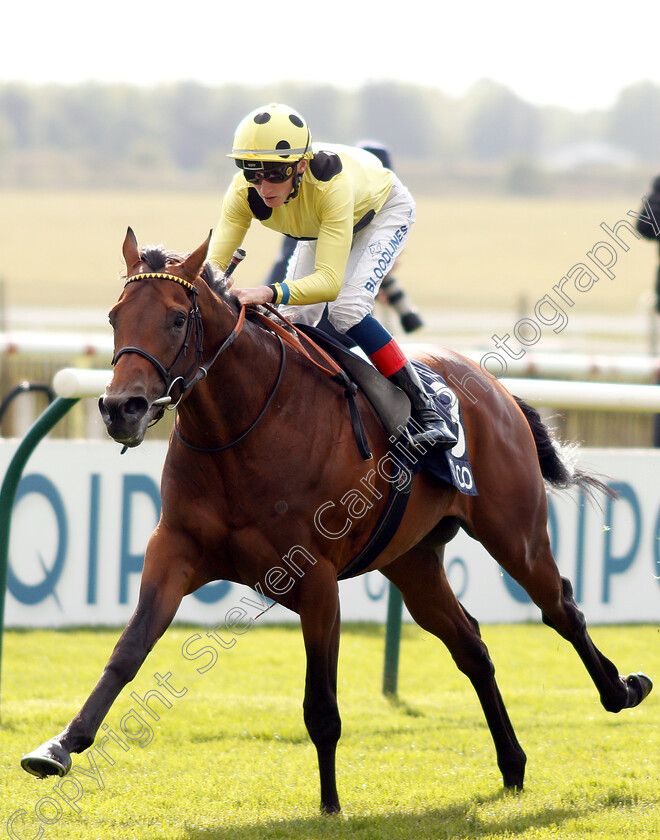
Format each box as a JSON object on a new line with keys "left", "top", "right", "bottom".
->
{"left": 409, "top": 410, "right": 457, "bottom": 452}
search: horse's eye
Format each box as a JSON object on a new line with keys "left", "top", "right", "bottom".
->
{"left": 174, "top": 313, "right": 187, "bottom": 329}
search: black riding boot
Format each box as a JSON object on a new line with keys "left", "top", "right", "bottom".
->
{"left": 389, "top": 362, "right": 458, "bottom": 451}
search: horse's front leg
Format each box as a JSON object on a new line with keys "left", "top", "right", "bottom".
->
{"left": 299, "top": 564, "right": 342, "bottom": 814}
{"left": 21, "top": 534, "right": 192, "bottom": 778}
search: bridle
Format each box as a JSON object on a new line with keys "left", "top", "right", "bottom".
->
{"left": 112, "top": 271, "right": 246, "bottom": 413}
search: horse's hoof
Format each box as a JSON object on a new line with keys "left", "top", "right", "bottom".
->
{"left": 502, "top": 767, "right": 525, "bottom": 792}
{"left": 21, "top": 741, "right": 72, "bottom": 778}
{"left": 500, "top": 750, "right": 526, "bottom": 792}
{"left": 503, "top": 777, "right": 524, "bottom": 793}
{"left": 626, "top": 672, "right": 653, "bottom": 707}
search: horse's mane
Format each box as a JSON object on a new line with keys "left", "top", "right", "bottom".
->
{"left": 123, "top": 243, "right": 281, "bottom": 334}
{"left": 126, "top": 244, "right": 231, "bottom": 297}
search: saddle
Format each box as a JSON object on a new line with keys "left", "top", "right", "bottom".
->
{"left": 295, "top": 323, "right": 412, "bottom": 440}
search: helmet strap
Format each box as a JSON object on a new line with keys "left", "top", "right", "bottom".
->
{"left": 285, "top": 159, "right": 305, "bottom": 203}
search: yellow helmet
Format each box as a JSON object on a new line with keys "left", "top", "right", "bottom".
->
{"left": 228, "top": 103, "right": 312, "bottom": 165}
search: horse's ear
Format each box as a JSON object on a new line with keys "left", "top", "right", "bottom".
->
{"left": 122, "top": 227, "right": 141, "bottom": 272}
{"left": 182, "top": 230, "right": 213, "bottom": 281}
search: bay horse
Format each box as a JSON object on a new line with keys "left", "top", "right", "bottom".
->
{"left": 21, "top": 229, "right": 652, "bottom": 813}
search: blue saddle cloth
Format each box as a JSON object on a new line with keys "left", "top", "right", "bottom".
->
{"left": 405, "top": 361, "right": 478, "bottom": 496}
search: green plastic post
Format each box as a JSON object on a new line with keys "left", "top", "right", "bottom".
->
{"left": 0, "top": 397, "right": 79, "bottom": 712}
{"left": 382, "top": 581, "right": 403, "bottom": 695}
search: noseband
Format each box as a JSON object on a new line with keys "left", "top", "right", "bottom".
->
{"left": 112, "top": 271, "right": 245, "bottom": 410}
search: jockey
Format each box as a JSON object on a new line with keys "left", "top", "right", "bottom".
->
{"left": 208, "top": 103, "right": 457, "bottom": 451}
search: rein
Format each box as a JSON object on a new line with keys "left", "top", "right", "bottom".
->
{"left": 173, "top": 332, "right": 286, "bottom": 454}
{"left": 250, "top": 303, "right": 346, "bottom": 380}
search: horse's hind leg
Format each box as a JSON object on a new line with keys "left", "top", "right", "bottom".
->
{"left": 21, "top": 532, "right": 191, "bottom": 778}
{"left": 484, "top": 522, "right": 652, "bottom": 714}
{"left": 536, "top": 568, "right": 651, "bottom": 712}
{"left": 383, "top": 545, "right": 527, "bottom": 790}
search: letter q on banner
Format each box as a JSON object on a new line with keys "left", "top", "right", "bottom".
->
{"left": 8, "top": 474, "right": 67, "bottom": 605}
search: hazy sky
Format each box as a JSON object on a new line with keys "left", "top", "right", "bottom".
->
{"left": 4, "top": 1, "right": 658, "bottom": 111}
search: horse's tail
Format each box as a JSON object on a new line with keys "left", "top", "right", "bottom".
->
{"left": 513, "top": 395, "right": 616, "bottom": 499}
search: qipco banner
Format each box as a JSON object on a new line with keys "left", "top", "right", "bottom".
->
{"left": 2, "top": 441, "right": 659, "bottom": 627}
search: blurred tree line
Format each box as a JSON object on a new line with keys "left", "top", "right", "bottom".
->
{"left": 1, "top": 78, "right": 659, "bottom": 194}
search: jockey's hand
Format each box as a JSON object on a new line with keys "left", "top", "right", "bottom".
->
{"left": 233, "top": 286, "right": 275, "bottom": 306}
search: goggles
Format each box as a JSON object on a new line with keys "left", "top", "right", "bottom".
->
{"left": 238, "top": 160, "right": 297, "bottom": 184}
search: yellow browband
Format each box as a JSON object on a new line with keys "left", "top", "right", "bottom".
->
{"left": 124, "top": 272, "right": 197, "bottom": 293}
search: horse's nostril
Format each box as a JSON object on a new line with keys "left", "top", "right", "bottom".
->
{"left": 123, "top": 397, "right": 149, "bottom": 418}
{"left": 98, "top": 395, "right": 149, "bottom": 426}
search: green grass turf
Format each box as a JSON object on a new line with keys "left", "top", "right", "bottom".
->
{"left": 1, "top": 622, "right": 658, "bottom": 838}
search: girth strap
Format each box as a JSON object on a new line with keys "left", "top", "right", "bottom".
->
{"left": 337, "top": 470, "right": 411, "bottom": 580}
